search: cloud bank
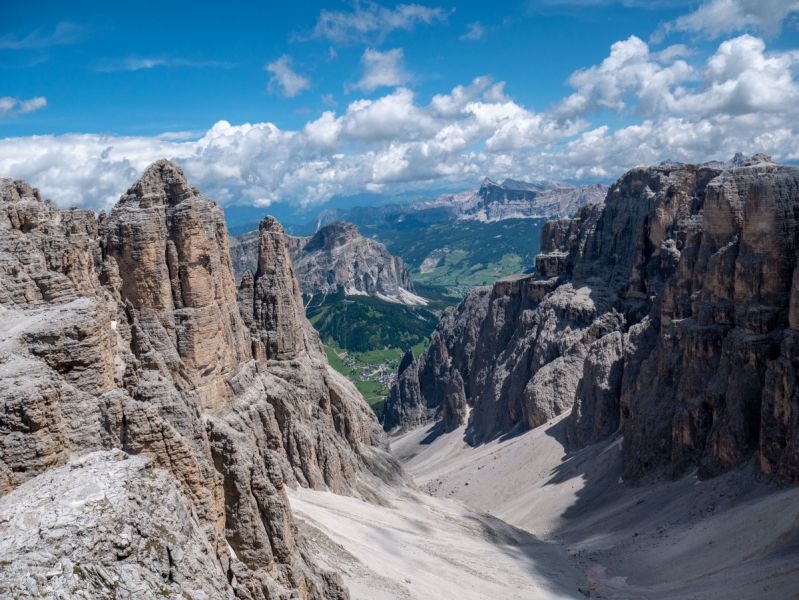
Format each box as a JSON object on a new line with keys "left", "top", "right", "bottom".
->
{"left": 2, "top": 32, "right": 799, "bottom": 213}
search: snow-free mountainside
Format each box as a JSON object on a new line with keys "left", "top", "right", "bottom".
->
{"left": 1, "top": 155, "right": 798, "bottom": 600}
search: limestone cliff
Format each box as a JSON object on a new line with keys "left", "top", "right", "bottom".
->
{"left": 310, "top": 179, "right": 608, "bottom": 230}
{"left": 385, "top": 155, "right": 799, "bottom": 486}
{"left": 291, "top": 221, "right": 416, "bottom": 302}
{"left": 0, "top": 160, "right": 387, "bottom": 599}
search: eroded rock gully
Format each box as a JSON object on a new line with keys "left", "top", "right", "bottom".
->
{"left": 386, "top": 155, "right": 799, "bottom": 485}
{"left": 0, "top": 161, "right": 388, "bottom": 599}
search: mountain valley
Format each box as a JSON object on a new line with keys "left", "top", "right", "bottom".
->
{"left": 8, "top": 1, "right": 799, "bottom": 597}
{"left": 2, "top": 155, "right": 799, "bottom": 600}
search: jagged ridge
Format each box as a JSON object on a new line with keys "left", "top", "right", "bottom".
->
{"left": 0, "top": 160, "right": 391, "bottom": 599}
{"left": 385, "top": 154, "right": 799, "bottom": 485}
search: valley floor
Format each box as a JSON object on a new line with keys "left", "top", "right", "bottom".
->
{"left": 291, "top": 414, "right": 799, "bottom": 599}
{"left": 289, "top": 485, "right": 582, "bottom": 600}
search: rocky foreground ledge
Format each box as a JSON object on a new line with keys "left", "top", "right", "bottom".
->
{"left": 386, "top": 154, "right": 799, "bottom": 485}
{"left": 0, "top": 161, "right": 396, "bottom": 599}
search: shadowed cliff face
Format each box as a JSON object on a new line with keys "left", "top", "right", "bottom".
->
{"left": 383, "top": 287, "right": 491, "bottom": 432}
{"left": 385, "top": 155, "right": 799, "bottom": 485}
{"left": 0, "top": 160, "right": 388, "bottom": 599}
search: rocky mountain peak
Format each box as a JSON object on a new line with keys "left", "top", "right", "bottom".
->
{"left": 258, "top": 214, "right": 284, "bottom": 233}
{"left": 103, "top": 160, "right": 250, "bottom": 402}
{"left": 659, "top": 152, "right": 770, "bottom": 170}
{"left": 290, "top": 220, "right": 419, "bottom": 302}
{"left": 744, "top": 152, "right": 773, "bottom": 166}
{"left": 304, "top": 220, "right": 360, "bottom": 252}
{"left": 0, "top": 178, "right": 42, "bottom": 203}
{"left": 1, "top": 162, "right": 385, "bottom": 599}
{"left": 387, "top": 158, "right": 799, "bottom": 488}
{"left": 119, "top": 158, "right": 199, "bottom": 207}
{"left": 398, "top": 348, "right": 415, "bottom": 377}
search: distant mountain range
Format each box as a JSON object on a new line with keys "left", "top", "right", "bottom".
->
{"left": 660, "top": 151, "right": 749, "bottom": 170}
{"left": 306, "top": 178, "right": 607, "bottom": 234}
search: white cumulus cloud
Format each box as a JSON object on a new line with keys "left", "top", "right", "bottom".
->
{"left": 2, "top": 33, "right": 799, "bottom": 215}
{"left": 352, "top": 48, "right": 411, "bottom": 92}
{"left": 266, "top": 55, "right": 311, "bottom": 98}
{"left": 0, "top": 96, "right": 47, "bottom": 118}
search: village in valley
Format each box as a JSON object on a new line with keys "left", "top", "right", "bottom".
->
{"left": 323, "top": 340, "right": 428, "bottom": 420}
{"left": 341, "top": 352, "right": 400, "bottom": 389}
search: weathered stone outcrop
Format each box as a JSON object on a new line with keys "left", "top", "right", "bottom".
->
{"left": 235, "top": 215, "right": 385, "bottom": 492}
{"left": 231, "top": 220, "right": 417, "bottom": 302}
{"left": 0, "top": 449, "right": 236, "bottom": 599}
{"left": 310, "top": 179, "right": 608, "bottom": 230}
{"left": 103, "top": 160, "right": 252, "bottom": 408}
{"left": 1, "top": 178, "right": 103, "bottom": 307}
{"left": 228, "top": 229, "right": 259, "bottom": 283}
{"left": 387, "top": 154, "right": 799, "bottom": 486}
{"left": 0, "top": 160, "right": 388, "bottom": 598}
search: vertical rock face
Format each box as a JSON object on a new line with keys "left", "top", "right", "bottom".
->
{"left": 230, "top": 220, "right": 417, "bottom": 302}
{"left": 386, "top": 155, "right": 799, "bottom": 486}
{"left": 0, "top": 160, "right": 388, "bottom": 599}
{"left": 248, "top": 216, "right": 307, "bottom": 360}
{"left": 1, "top": 178, "right": 103, "bottom": 307}
{"left": 236, "top": 214, "right": 385, "bottom": 491}
{"left": 103, "top": 159, "right": 251, "bottom": 407}
{"left": 383, "top": 286, "right": 490, "bottom": 431}
{"left": 474, "top": 178, "right": 608, "bottom": 221}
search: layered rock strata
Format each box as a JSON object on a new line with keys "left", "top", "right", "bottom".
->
{"left": 472, "top": 178, "right": 608, "bottom": 222}
{"left": 0, "top": 160, "right": 385, "bottom": 599}
{"left": 385, "top": 155, "right": 799, "bottom": 485}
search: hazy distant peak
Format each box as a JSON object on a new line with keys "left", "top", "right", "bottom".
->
{"left": 659, "top": 153, "right": 765, "bottom": 170}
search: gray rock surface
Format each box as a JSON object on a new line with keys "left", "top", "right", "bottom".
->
{"left": 290, "top": 221, "right": 415, "bottom": 300}
{"left": 228, "top": 229, "right": 259, "bottom": 284}
{"left": 0, "top": 160, "right": 388, "bottom": 598}
{"left": 470, "top": 178, "right": 608, "bottom": 222}
{"left": 386, "top": 154, "right": 799, "bottom": 486}
{"left": 0, "top": 449, "right": 235, "bottom": 599}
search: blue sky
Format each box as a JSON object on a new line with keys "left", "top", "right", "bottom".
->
{"left": 2, "top": 0, "right": 799, "bottom": 213}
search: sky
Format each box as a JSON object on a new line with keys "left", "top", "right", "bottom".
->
{"left": 2, "top": 0, "right": 799, "bottom": 214}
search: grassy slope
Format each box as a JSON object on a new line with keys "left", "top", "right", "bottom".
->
{"left": 362, "top": 217, "right": 547, "bottom": 286}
